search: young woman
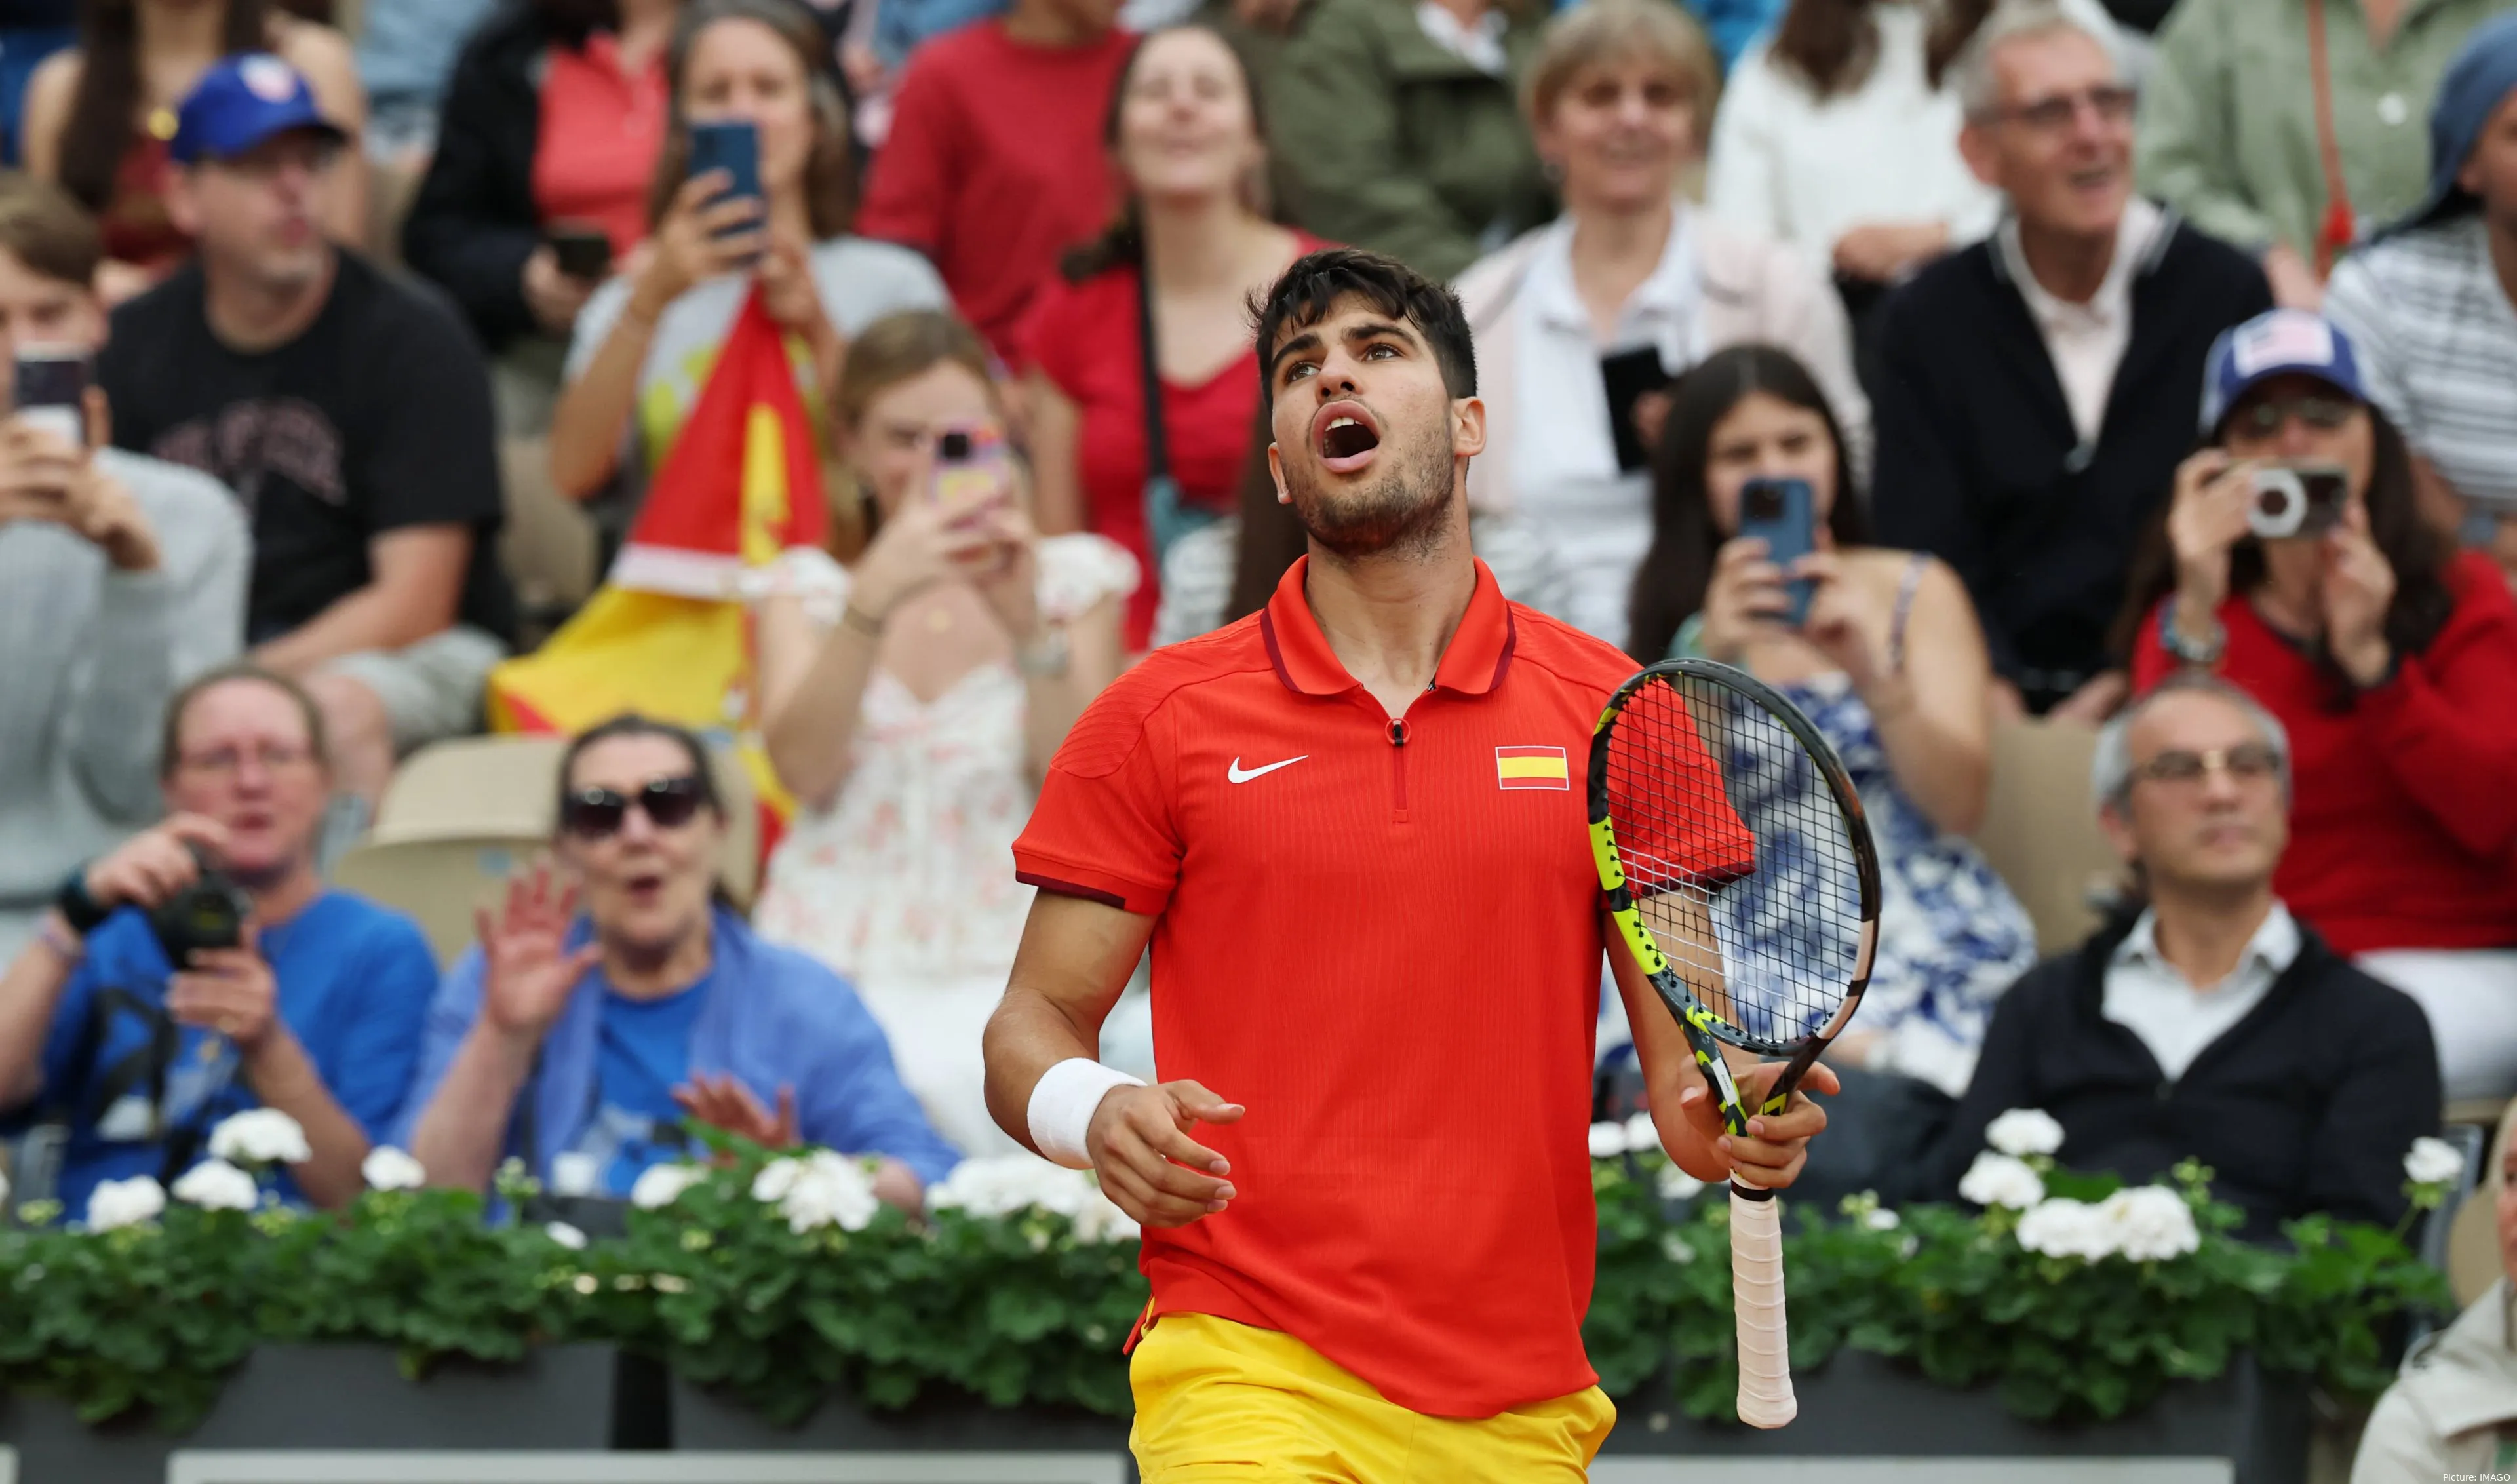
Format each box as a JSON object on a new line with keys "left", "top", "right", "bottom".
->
{"left": 1021, "top": 24, "right": 1318, "bottom": 651}
{"left": 2121, "top": 309, "right": 2517, "bottom": 1103}
{"left": 747, "top": 310, "right": 1135, "bottom": 1156}
{"left": 23, "top": 0, "right": 366, "bottom": 300}
{"left": 1454, "top": 0, "right": 1867, "bottom": 644}
{"left": 548, "top": 0, "right": 945, "bottom": 507}
{"left": 400, "top": 713, "right": 961, "bottom": 1204}
{"left": 1632, "top": 343, "right": 2033, "bottom": 1099}
{"left": 402, "top": 0, "right": 686, "bottom": 351}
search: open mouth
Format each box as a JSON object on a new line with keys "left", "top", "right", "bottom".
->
{"left": 1312, "top": 402, "right": 1382, "bottom": 474}
{"left": 625, "top": 871, "right": 667, "bottom": 903}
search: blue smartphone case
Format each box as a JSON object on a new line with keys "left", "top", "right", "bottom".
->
{"left": 1737, "top": 478, "right": 1817, "bottom": 628}
{"left": 686, "top": 120, "right": 763, "bottom": 236}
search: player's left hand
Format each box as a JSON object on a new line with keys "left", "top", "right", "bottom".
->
{"left": 1673, "top": 1061, "right": 1838, "bottom": 1190}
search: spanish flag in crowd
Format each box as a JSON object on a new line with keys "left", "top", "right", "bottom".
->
{"left": 485, "top": 286, "right": 824, "bottom": 844}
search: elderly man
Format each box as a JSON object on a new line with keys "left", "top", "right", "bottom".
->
{"left": 1870, "top": 0, "right": 2270, "bottom": 720}
{"left": 2327, "top": 14, "right": 2517, "bottom": 556}
{"left": 0, "top": 665, "right": 439, "bottom": 1216}
{"left": 1919, "top": 674, "right": 2440, "bottom": 1240}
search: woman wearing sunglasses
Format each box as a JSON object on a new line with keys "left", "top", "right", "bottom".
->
{"left": 397, "top": 714, "right": 963, "bottom": 1204}
{"left": 2117, "top": 309, "right": 2517, "bottom": 1105}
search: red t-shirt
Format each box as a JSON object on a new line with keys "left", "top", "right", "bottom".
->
{"left": 2128, "top": 551, "right": 2517, "bottom": 953}
{"left": 1020, "top": 238, "right": 1325, "bottom": 651}
{"left": 855, "top": 22, "right": 1131, "bottom": 361}
{"left": 1013, "top": 558, "right": 1753, "bottom": 1418}
{"left": 534, "top": 35, "right": 669, "bottom": 258}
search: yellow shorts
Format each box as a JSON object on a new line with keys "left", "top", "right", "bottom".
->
{"left": 1129, "top": 1312, "right": 1616, "bottom": 1483}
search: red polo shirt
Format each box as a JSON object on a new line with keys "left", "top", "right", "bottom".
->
{"left": 1013, "top": 557, "right": 1751, "bottom": 1418}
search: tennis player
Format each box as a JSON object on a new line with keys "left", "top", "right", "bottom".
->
{"left": 983, "top": 247, "right": 1837, "bottom": 1480}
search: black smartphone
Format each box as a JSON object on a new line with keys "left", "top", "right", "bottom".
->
{"left": 1600, "top": 346, "right": 1671, "bottom": 474}
{"left": 12, "top": 343, "right": 87, "bottom": 446}
{"left": 686, "top": 119, "right": 763, "bottom": 236}
{"left": 548, "top": 223, "right": 613, "bottom": 281}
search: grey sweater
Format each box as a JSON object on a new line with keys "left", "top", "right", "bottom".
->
{"left": 0, "top": 450, "right": 248, "bottom": 959}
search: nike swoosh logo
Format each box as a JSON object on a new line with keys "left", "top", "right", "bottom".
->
{"left": 1227, "top": 755, "right": 1308, "bottom": 784}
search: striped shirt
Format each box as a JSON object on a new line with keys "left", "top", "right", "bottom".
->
{"left": 2326, "top": 216, "right": 2517, "bottom": 515}
{"left": 1150, "top": 513, "right": 1576, "bottom": 650}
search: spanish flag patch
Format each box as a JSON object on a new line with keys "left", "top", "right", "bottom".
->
{"left": 1496, "top": 745, "right": 1569, "bottom": 791}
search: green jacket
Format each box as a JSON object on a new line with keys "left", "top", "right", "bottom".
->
{"left": 2135, "top": 0, "right": 2517, "bottom": 261}
{"left": 1270, "top": 0, "right": 1555, "bottom": 282}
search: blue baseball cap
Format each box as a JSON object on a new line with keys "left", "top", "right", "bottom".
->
{"left": 169, "top": 53, "right": 344, "bottom": 166}
{"left": 2390, "top": 12, "right": 2517, "bottom": 233}
{"left": 2198, "top": 309, "right": 2369, "bottom": 435}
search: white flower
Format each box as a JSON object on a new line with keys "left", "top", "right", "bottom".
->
{"left": 549, "top": 1152, "right": 602, "bottom": 1199}
{"left": 2096, "top": 1186, "right": 2200, "bottom": 1262}
{"left": 930, "top": 1154, "right": 1141, "bottom": 1243}
{"left": 1623, "top": 1111, "right": 1660, "bottom": 1156}
{"left": 2016, "top": 1197, "right": 2116, "bottom": 1260}
{"left": 1864, "top": 1207, "right": 1902, "bottom": 1231}
{"left": 1660, "top": 1232, "right": 1696, "bottom": 1264}
{"left": 170, "top": 1160, "right": 259, "bottom": 1213}
{"left": 361, "top": 1147, "right": 427, "bottom": 1192}
{"left": 1072, "top": 1189, "right": 1142, "bottom": 1245}
{"left": 1588, "top": 1122, "right": 1628, "bottom": 1160}
{"left": 545, "top": 1221, "right": 589, "bottom": 1251}
{"left": 206, "top": 1108, "right": 310, "bottom": 1167}
{"left": 630, "top": 1163, "right": 707, "bottom": 1211}
{"left": 0, "top": 1165, "right": 10, "bottom": 1209}
{"left": 1957, "top": 1151, "right": 2045, "bottom": 1211}
{"left": 1656, "top": 1162, "right": 1706, "bottom": 1201}
{"left": 2406, "top": 1136, "right": 2467, "bottom": 1188}
{"left": 1985, "top": 1108, "right": 2065, "bottom": 1158}
{"left": 752, "top": 1151, "right": 878, "bottom": 1234}
{"left": 85, "top": 1175, "right": 166, "bottom": 1230}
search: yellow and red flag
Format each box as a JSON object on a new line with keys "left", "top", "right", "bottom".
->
{"left": 486, "top": 286, "right": 825, "bottom": 847}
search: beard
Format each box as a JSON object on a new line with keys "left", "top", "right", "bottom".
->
{"left": 1281, "top": 421, "right": 1457, "bottom": 562}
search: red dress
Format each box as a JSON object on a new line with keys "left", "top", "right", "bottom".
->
{"left": 1021, "top": 235, "right": 1325, "bottom": 650}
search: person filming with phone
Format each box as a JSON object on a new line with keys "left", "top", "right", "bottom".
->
{"left": 547, "top": 0, "right": 945, "bottom": 509}
{"left": 0, "top": 665, "right": 440, "bottom": 1219}
{"left": 1628, "top": 345, "right": 2033, "bottom": 1188}
{"left": 743, "top": 310, "right": 1133, "bottom": 1156}
{"left": 2120, "top": 307, "right": 2517, "bottom": 1105}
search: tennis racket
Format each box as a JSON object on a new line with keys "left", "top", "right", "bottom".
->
{"left": 1588, "top": 659, "right": 1881, "bottom": 1428}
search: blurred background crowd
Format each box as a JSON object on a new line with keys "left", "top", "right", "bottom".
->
{"left": 4, "top": 0, "right": 2517, "bottom": 1466}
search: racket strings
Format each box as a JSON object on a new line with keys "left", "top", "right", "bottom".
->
{"left": 1604, "top": 674, "right": 1865, "bottom": 1046}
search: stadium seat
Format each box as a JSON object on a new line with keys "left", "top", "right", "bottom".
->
{"left": 332, "top": 834, "right": 545, "bottom": 967}
{"left": 1972, "top": 719, "right": 2123, "bottom": 954}
{"left": 498, "top": 436, "right": 600, "bottom": 648}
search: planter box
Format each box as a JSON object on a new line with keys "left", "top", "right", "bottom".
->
{"left": 1597, "top": 1350, "right": 2309, "bottom": 1484}
{"left": 668, "top": 1376, "right": 1131, "bottom": 1455}
{"left": 0, "top": 1343, "right": 622, "bottom": 1484}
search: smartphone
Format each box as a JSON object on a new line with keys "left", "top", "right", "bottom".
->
{"left": 1738, "top": 477, "right": 1818, "bottom": 627}
{"left": 548, "top": 223, "right": 613, "bottom": 281}
{"left": 2247, "top": 463, "right": 2349, "bottom": 540}
{"left": 686, "top": 119, "right": 763, "bottom": 241}
{"left": 13, "top": 343, "right": 87, "bottom": 446}
{"left": 929, "top": 423, "right": 1013, "bottom": 528}
{"left": 1599, "top": 346, "right": 1671, "bottom": 474}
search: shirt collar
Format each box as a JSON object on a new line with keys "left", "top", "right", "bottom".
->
{"left": 1260, "top": 555, "right": 1517, "bottom": 698}
{"left": 1527, "top": 206, "right": 1698, "bottom": 338}
{"left": 1997, "top": 195, "right": 2164, "bottom": 333}
{"left": 1413, "top": 0, "right": 1510, "bottom": 74}
{"left": 2110, "top": 901, "right": 2302, "bottom": 985}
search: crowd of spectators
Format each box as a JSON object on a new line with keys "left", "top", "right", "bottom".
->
{"left": 4, "top": 0, "right": 2517, "bottom": 1449}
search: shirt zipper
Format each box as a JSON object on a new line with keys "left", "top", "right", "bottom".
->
{"left": 1388, "top": 716, "right": 1410, "bottom": 821}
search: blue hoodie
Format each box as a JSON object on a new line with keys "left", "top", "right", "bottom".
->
{"left": 394, "top": 905, "right": 962, "bottom": 1190}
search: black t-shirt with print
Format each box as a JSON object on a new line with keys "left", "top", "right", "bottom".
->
{"left": 100, "top": 252, "right": 516, "bottom": 646}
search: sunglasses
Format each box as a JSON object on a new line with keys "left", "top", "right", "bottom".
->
{"left": 2230, "top": 394, "right": 2356, "bottom": 437}
{"left": 560, "top": 775, "right": 707, "bottom": 839}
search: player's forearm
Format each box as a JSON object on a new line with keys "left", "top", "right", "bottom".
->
{"left": 979, "top": 985, "right": 1104, "bottom": 1156}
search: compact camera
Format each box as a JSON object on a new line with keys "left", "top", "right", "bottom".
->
{"left": 2247, "top": 464, "right": 2349, "bottom": 541}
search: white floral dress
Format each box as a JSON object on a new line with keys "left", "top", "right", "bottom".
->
{"left": 747, "top": 536, "right": 1139, "bottom": 1156}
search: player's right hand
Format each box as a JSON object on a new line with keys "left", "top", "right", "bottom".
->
{"left": 1085, "top": 1079, "right": 1245, "bottom": 1228}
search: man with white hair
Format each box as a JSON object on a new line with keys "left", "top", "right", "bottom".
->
{"left": 1917, "top": 673, "right": 2438, "bottom": 1240}
{"left": 1869, "top": 0, "right": 2270, "bottom": 721}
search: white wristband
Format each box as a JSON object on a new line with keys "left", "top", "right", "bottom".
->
{"left": 1028, "top": 1057, "right": 1144, "bottom": 1170}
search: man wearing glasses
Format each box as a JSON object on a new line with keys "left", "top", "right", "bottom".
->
{"left": 1867, "top": 0, "right": 2271, "bottom": 721}
{"left": 1916, "top": 673, "right": 2440, "bottom": 1241}
{"left": 0, "top": 665, "right": 439, "bottom": 1217}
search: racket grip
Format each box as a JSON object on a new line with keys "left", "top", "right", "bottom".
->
{"left": 1730, "top": 1184, "right": 1797, "bottom": 1428}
